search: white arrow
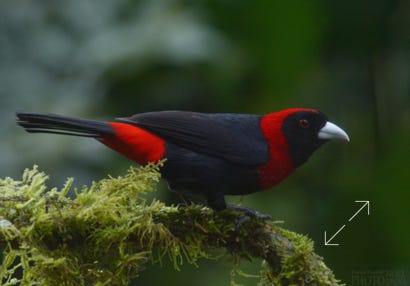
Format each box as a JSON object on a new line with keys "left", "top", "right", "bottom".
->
{"left": 324, "top": 224, "right": 346, "bottom": 246}
{"left": 348, "top": 200, "right": 370, "bottom": 222}
{"left": 324, "top": 200, "right": 371, "bottom": 246}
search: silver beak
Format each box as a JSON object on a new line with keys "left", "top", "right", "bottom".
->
{"left": 318, "top": 121, "right": 350, "bottom": 142}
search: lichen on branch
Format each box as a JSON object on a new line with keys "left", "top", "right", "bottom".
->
{"left": 0, "top": 164, "right": 343, "bottom": 286}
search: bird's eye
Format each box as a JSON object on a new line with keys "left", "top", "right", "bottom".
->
{"left": 299, "top": 118, "right": 310, "bottom": 129}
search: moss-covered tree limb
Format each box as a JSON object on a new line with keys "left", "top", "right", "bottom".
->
{"left": 0, "top": 164, "right": 343, "bottom": 285}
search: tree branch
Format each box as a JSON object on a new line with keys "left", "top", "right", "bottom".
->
{"left": 0, "top": 164, "right": 343, "bottom": 285}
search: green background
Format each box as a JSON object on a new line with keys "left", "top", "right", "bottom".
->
{"left": 1, "top": 0, "right": 409, "bottom": 285}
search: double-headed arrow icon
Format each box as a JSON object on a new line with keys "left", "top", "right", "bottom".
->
{"left": 324, "top": 200, "right": 370, "bottom": 246}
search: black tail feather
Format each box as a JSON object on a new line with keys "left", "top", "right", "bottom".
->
{"left": 16, "top": 112, "right": 115, "bottom": 138}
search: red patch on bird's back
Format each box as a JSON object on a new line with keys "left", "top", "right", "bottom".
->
{"left": 100, "top": 122, "right": 165, "bottom": 165}
{"left": 257, "top": 108, "right": 318, "bottom": 189}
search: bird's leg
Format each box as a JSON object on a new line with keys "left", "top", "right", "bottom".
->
{"left": 207, "top": 192, "right": 271, "bottom": 229}
{"left": 207, "top": 191, "right": 271, "bottom": 219}
{"left": 206, "top": 192, "right": 227, "bottom": 211}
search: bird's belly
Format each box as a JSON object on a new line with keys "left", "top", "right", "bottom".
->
{"left": 162, "top": 144, "right": 260, "bottom": 196}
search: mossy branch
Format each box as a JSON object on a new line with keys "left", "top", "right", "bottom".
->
{"left": 0, "top": 164, "right": 343, "bottom": 285}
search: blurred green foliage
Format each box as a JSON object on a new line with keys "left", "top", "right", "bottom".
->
{"left": 1, "top": 0, "right": 409, "bottom": 285}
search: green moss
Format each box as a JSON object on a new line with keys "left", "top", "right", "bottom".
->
{"left": 0, "top": 164, "right": 343, "bottom": 285}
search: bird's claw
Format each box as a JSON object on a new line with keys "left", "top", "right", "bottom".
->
{"left": 226, "top": 205, "right": 272, "bottom": 230}
{"left": 227, "top": 205, "right": 272, "bottom": 220}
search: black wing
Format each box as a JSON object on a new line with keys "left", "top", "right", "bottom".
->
{"left": 116, "top": 111, "right": 269, "bottom": 166}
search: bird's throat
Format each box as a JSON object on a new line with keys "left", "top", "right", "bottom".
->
{"left": 257, "top": 112, "right": 296, "bottom": 189}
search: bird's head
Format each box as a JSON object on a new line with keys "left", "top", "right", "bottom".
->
{"left": 279, "top": 108, "right": 349, "bottom": 167}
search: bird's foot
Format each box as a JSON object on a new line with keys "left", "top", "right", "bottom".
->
{"left": 226, "top": 205, "right": 272, "bottom": 229}
{"left": 227, "top": 205, "right": 272, "bottom": 220}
